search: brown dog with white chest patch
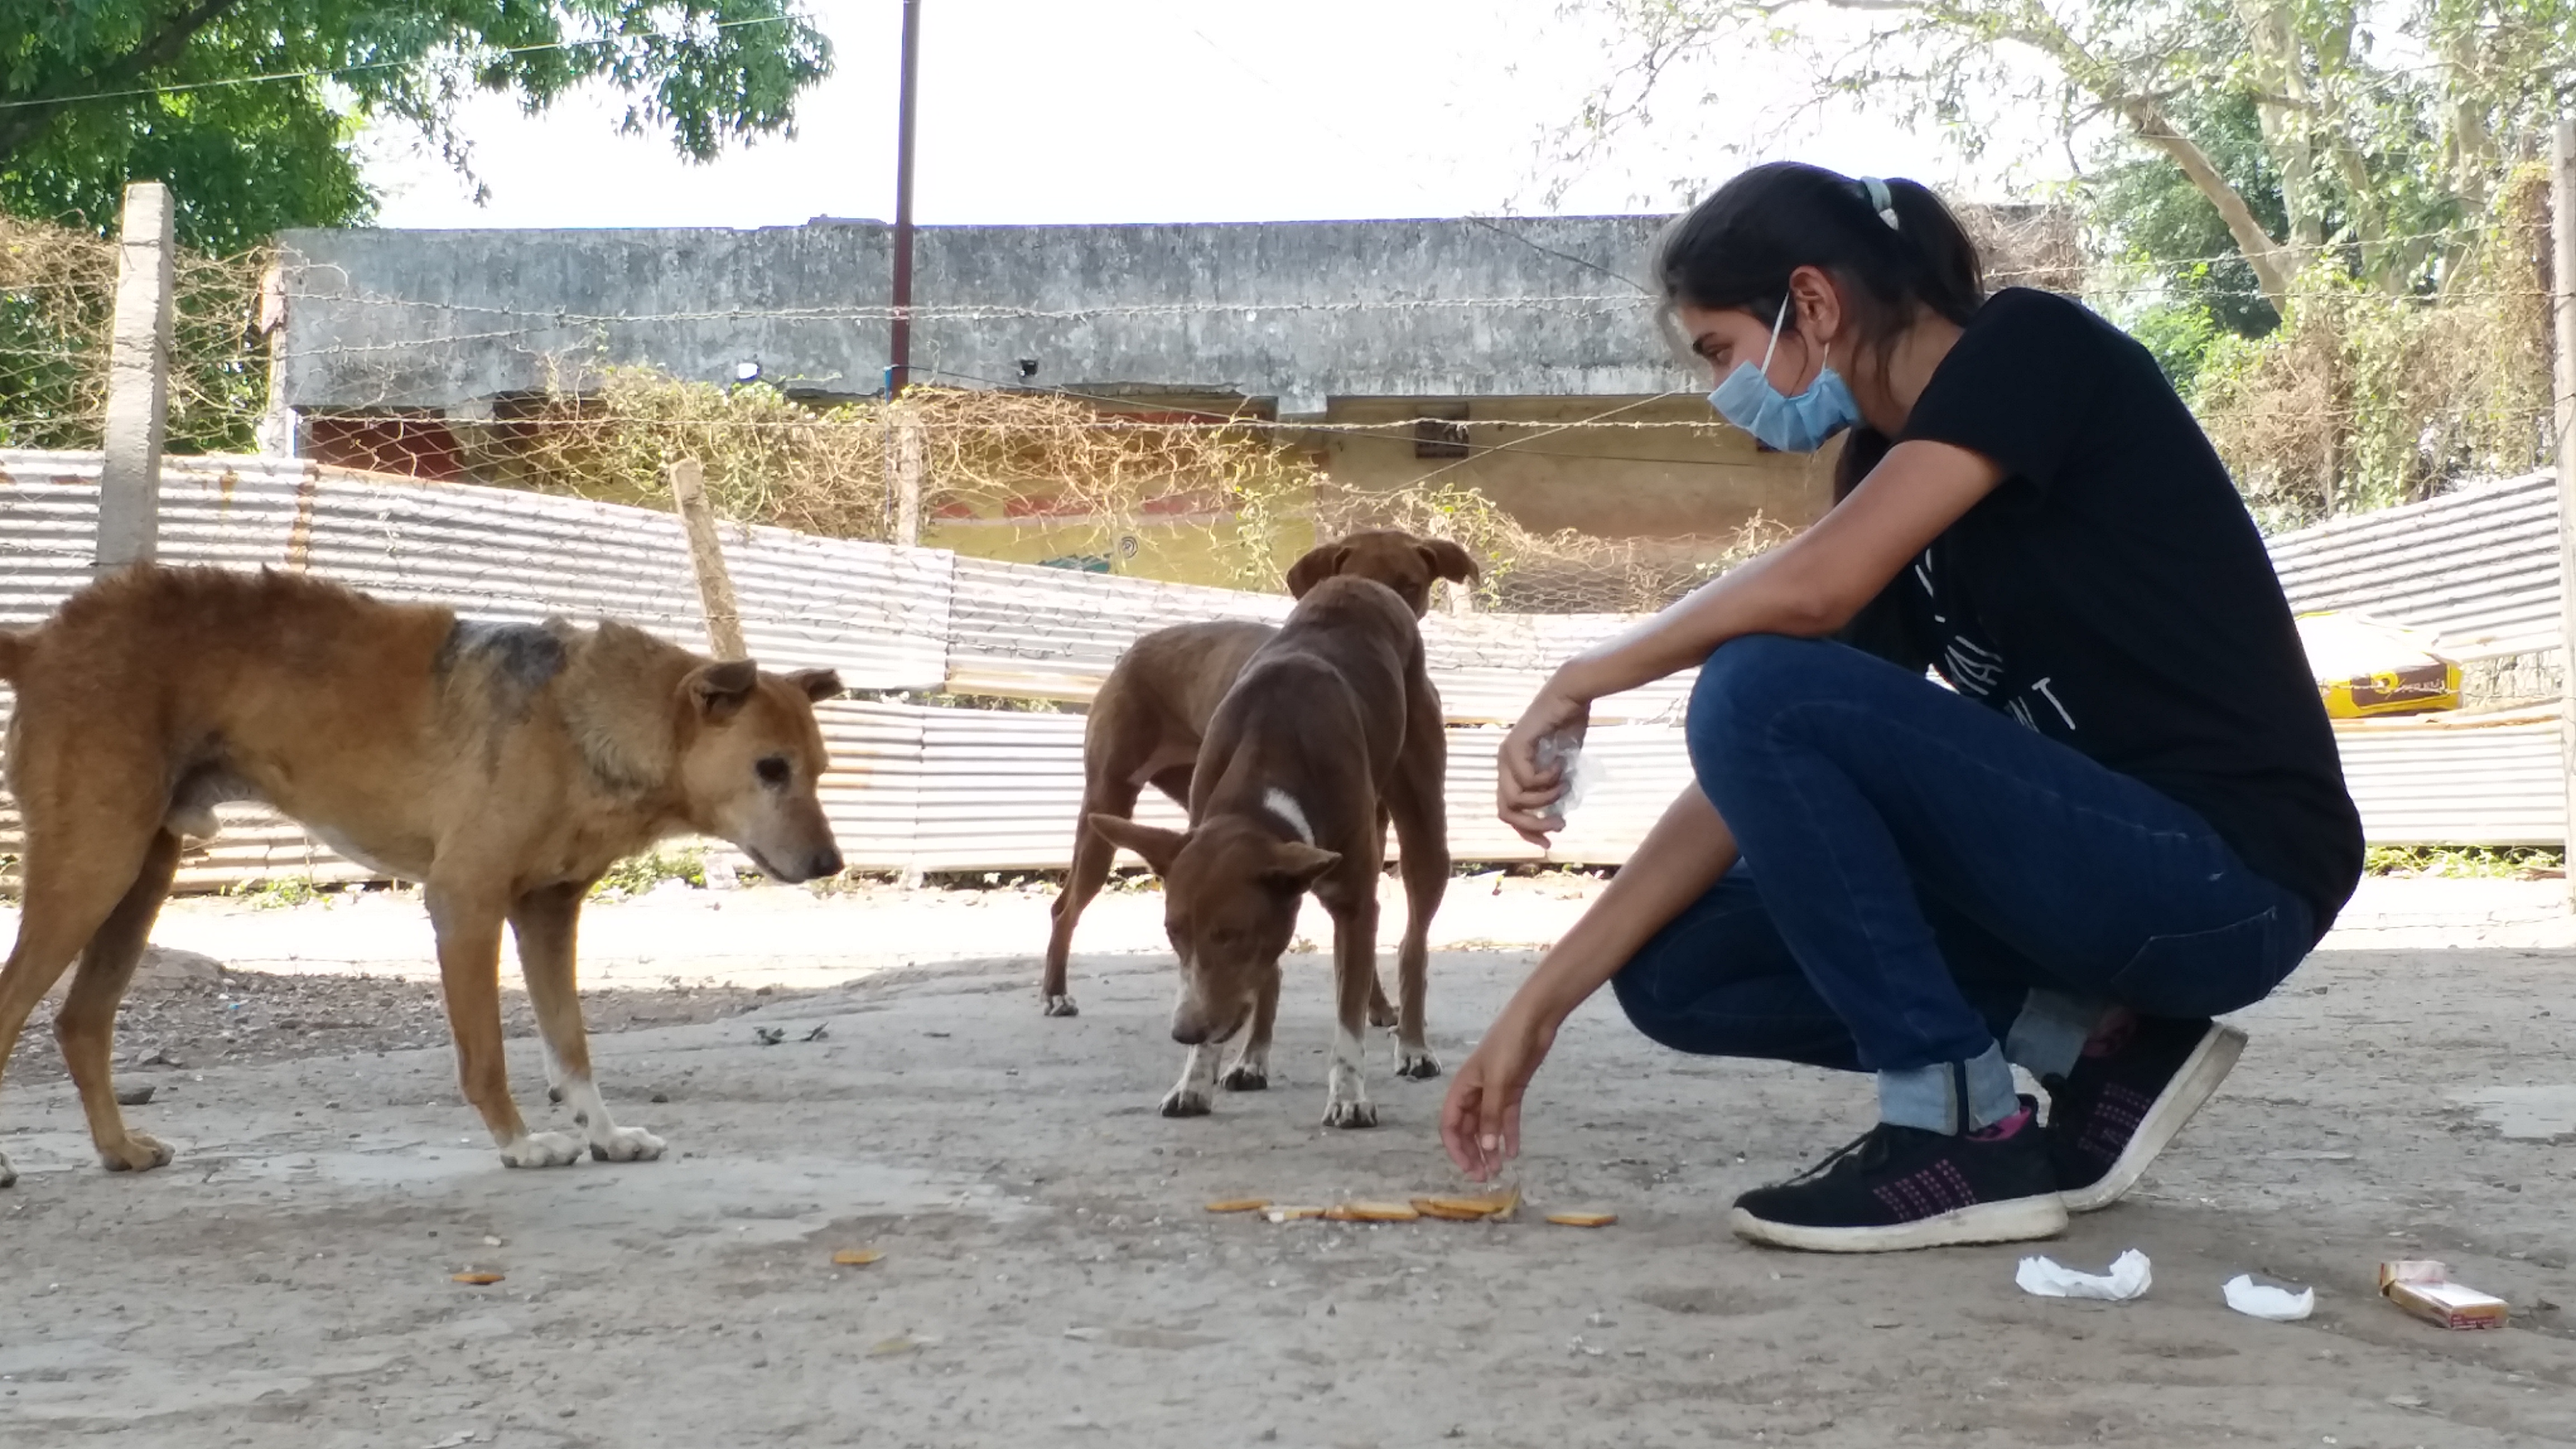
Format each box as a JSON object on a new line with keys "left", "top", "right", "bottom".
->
{"left": 1041, "top": 530, "right": 1476, "bottom": 1024}
{"left": 0, "top": 565, "right": 844, "bottom": 1188}
{"left": 1087, "top": 570, "right": 1447, "bottom": 1127}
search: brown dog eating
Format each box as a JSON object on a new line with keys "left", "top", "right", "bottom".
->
{"left": 1088, "top": 571, "right": 1450, "bottom": 1127}
{"left": 1042, "top": 529, "right": 1475, "bottom": 1019}
{"left": 0, "top": 565, "right": 845, "bottom": 1188}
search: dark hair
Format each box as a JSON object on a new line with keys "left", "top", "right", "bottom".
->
{"left": 1650, "top": 163, "right": 1986, "bottom": 500}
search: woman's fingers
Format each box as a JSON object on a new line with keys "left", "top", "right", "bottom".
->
{"left": 1475, "top": 1079, "right": 1517, "bottom": 1179}
{"left": 1439, "top": 1066, "right": 1488, "bottom": 1177}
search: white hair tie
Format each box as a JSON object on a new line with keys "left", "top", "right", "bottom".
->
{"left": 1860, "top": 177, "right": 1899, "bottom": 230}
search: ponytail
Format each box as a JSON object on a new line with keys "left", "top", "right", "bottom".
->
{"left": 1651, "top": 163, "right": 1986, "bottom": 377}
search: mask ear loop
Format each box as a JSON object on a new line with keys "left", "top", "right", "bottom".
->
{"left": 1758, "top": 293, "right": 1791, "bottom": 373}
{"left": 1761, "top": 292, "right": 1830, "bottom": 391}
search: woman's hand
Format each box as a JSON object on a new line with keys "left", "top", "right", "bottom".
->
{"left": 1497, "top": 679, "right": 1591, "bottom": 845}
{"left": 1440, "top": 1003, "right": 1560, "bottom": 1181}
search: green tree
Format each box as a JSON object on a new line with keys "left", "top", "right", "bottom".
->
{"left": 1561, "top": 0, "right": 2574, "bottom": 314}
{"left": 0, "top": 1, "right": 832, "bottom": 252}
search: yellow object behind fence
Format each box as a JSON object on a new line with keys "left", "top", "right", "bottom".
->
{"left": 2295, "top": 612, "right": 2461, "bottom": 719}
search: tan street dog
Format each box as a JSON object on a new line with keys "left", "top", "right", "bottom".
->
{"left": 1041, "top": 529, "right": 1475, "bottom": 1020}
{"left": 0, "top": 565, "right": 844, "bottom": 1188}
{"left": 1088, "top": 575, "right": 1445, "bottom": 1127}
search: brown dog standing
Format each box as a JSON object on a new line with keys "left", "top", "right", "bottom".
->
{"left": 0, "top": 565, "right": 845, "bottom": 1188}
{"left": 1043, "top": 530, "right": 1475, "bottom": 1020}
{"left": 1089, "top": 574, "right": 1445, "bottom": 1127}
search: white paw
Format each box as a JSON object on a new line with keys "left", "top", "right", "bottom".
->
{"left": 500, "top": 1131, "right": 586, "bottom": 1169}
{"left": 1161, "top": 1087, "right": 1213, "bottom": 1117}
{"left": 1396, "top": 1046, "right": 1442, "bottom": 1081}
{"left": 589, "top": 1125, "right": 666, "bottom": 1163}
{"left": 1322, "top": 1096, "right": 1379, "bottom": 1130}
{"left": 1043, "top": 994, "right": 1079, "bottom": 1018}
{"left": 1220, "top": 1064, "right": 1268, "bottom": 1092}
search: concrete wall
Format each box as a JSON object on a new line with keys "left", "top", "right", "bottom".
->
{"left": 274, "top": 216, "right": 1690, "bottom": 418}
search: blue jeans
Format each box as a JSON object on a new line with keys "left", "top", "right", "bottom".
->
{"left": 1610, "top": 635, "right": 2316, "bottom": 1134}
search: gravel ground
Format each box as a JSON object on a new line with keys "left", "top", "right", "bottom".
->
{"left": 1, "top": 876, "right": 2572, "bottom": 1448}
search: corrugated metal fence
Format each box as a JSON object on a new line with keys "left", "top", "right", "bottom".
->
{"left": 2267, "top": 470, "right": 2559, "bottom": 659}
{"left": 0, "top": 449, "right": 2558, "bottom": 888}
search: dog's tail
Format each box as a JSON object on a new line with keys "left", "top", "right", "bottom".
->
{"left": 0, "top": 630, "right": 22, "bottom": 683}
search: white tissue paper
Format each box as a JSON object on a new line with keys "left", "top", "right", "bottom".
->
{"left": 2222, "top": 1274, "right": 2315, "bottom": 1322}
{"left": 2015, "top": 1249, "right": 2153, "bottom": 1301}
{"left": 1533, "top": 732, "right": 1598, "bottom": 822}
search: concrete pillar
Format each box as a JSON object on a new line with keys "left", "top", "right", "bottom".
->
{"left": 97, "top": 180, "right": 175, "bottom": 575}
{"left": 2551, "top": 120, "right": 2576, "bottom": 905}
{"left": 887, "top": 412, "right": 926, "bottom": 547}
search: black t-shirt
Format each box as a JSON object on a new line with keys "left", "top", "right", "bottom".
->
{"left": 1840, "top": 287, "right": 2363, "bottom": 938}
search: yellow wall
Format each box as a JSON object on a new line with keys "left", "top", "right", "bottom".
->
{"left": 919, "top": 509, "right": 1318, "bottom": 590}
{"left": 1318, "top": 395, "right": 1834, "bottom": 542}
{"left": 916, "top": 395, "right": 1831, "bottom": 591}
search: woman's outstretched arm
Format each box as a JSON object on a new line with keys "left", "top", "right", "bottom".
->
{"left": 1495, "top": 438, "right": 2002, "bottom": 842}
{"left": 1440, "top": 782, "right": 1741, "bottom": 1180}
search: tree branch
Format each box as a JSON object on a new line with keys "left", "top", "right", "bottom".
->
{"left": 2116, "top": 94, "right": 2294, "bottom": 311}
{"left": 0, "top": 0, "right": 251, "bottom": 163}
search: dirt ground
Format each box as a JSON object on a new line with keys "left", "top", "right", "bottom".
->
{"left": 4, "top": 875, "right": 2576, "bottom": 1448}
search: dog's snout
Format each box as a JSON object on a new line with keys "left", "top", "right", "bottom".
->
{"left": 808, "top": 846, "right": 844, "bottom": 880}
{"left": 1170, "top": 1015, "right": 1210, "bottom": 1046}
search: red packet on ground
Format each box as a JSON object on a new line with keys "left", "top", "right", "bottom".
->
{"left": 2379, "top": 1260, "right": 2508, "bottom": 1330}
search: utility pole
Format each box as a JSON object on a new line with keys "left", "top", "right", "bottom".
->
{"left": 2553, "top": 119, "right": 2576, "bottom": 907}
{"left": 881, "top": 0, "right": 927, "bottom": 547}
{"left": 888, "top": 0, "right": 921, "bottom": 399}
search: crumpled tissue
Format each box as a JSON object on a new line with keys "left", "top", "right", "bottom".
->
{"left": 2222, "top": 1274, "right": 2315, "bottom": 1322}
{"left": 2015, "top": 1249, "right": 2152, "bottom": 1301}
{"left": 1533, "top": 732, "right": 1599, "bottom": 823}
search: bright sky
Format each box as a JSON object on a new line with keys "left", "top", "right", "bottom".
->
{"left": 363, "top": 0, "right": 2077, "bottom": 231}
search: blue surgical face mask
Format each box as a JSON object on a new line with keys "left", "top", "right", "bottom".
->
{"left": 1707, "top": 296, "right": 1861, "bottom": 453}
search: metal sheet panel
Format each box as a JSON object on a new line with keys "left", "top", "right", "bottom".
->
{"left": 0, "top": 449, "right": 953, "bottom": 689}
{"left": 944, "top": 556, "right": 1687, "bottom": 722}
{"left": 2333, "top": 720, "right": 2564, "bottom": 847}
{"left": 2267, "top": 471, "right": 2560, "bottom": 658}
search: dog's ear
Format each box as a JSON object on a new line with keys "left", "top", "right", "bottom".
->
{"left": 1418, "top": 539, "right": 1480, "bottom": 584}
{"left": 784, "top": 668, "right": 843, "bottom": 703}
{"left": 1261, "top": 841, "right": 1341, "bottom": 891}
{"left": 1088, "top": 813, "right": 1187, "bottom": 875}
{"left": 1284, "top": 543, "right": 1351, "bottom": 600}
{"left": 685, "top": 660, "right": 760, "bottom": 721}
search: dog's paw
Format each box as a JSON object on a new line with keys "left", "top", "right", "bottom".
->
{"left": 1321, "top": 1098, "right": 1379, "bottom": 1130}
{"left": 589, "top": 1126, "right": 666, "bottom": 1163}
{"left": 499, "top": 1131, "right": 586, "bottom": 1169}
{"left": 98, "top": 1133, "right": 173, "bottom": 1174}
{"left": 0, "top": 1149, "right": 15, "bottom": 1189}
{"left": 1042, "top": 995, "right": 1080, "bottom": 1019}
{"left": 1159, "top": 1087, "right": 1213, "bottom": 1118}
{"left": 1220, "top": 1064, "right": 1268, "bottom": 1092}
{"left": 1395, "top": 1048, "right": 1443, "bottom": 1081}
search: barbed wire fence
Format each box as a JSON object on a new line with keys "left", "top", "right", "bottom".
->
{"left": 1, "top": 202, "right": 2565, "bottom": 616}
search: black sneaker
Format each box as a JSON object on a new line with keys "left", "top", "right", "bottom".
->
{"left": 1728, "top": 1097, "right": 2067, "bottom": 1253}
{"left": 2042, "top": 1012, "right": 2247, "bottom": 1214}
